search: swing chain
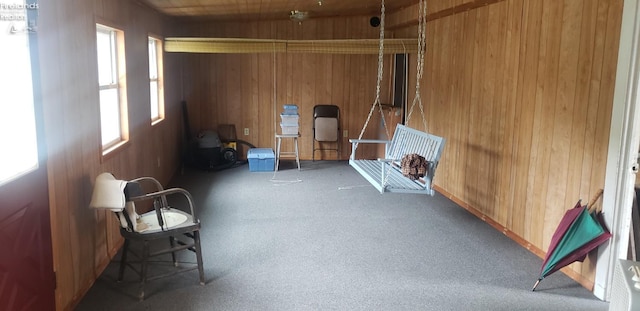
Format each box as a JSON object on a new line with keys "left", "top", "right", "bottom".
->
{"left": 355, "top": 0, "right": 390, "bottom": 150}
{"left": 406, "top": 0, "right": 428, "bottom": 132}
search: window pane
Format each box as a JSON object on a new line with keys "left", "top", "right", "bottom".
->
{"left": 150, "top": 81, "right": 158, "bottom": 119}
{"left": 148, "top": 37, "right": 163, "bottom": 123}
{"left": 0, "top": 2, "right": 38, "bottom": 184}
{"left": 96, "top": 29, "right": 115, "bottom": 86}
{"left": 99, "top": 88, "right": 121, "bottom": 145}
{"left": 148, "top": 39, "right": 157, "bottom": 78}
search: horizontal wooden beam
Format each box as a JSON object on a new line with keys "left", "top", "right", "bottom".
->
{"left": 387, "top": 0, "right": 506, "bottom": 30}
{"left": 164, "top": 37, "right": 420, "bottom": 54}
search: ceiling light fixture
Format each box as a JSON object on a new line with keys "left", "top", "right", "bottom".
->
{"left": 290, "top": 10, "right": 309, "bottom": 24}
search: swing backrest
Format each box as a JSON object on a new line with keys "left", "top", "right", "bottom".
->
{"left": 387, "top": 124, "right": 445, "bottom": 167}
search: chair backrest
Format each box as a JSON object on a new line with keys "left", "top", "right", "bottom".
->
{"left": 314, "top": 105, "right": 339, "bottom": 142}
{"left": 314, "top": 105, "right": 339, "bottom": 119}
{"left": 387, "top": 124, "right": 446, "bottom": 166}
{"left": 90, "top": 173, "right": 199, "bottom": 234}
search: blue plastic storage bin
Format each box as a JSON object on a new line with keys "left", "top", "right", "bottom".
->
{"left": 282, "top": 104, "right": 299, "bottom": 115}
{"left": 247, "top": 148, "right": 275, "bottom": 172}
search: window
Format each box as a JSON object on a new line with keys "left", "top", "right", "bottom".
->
{"left": 0, "top": 1, "right": 38, "bottom": 185}
{"left": 148, "top": 36, "right": 164, "bottom": 124}
{"left": 96, "top": 23, "right": 128, "bottom": 153}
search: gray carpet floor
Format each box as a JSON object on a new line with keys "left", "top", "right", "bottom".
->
{"left": 76, "top": 160, "right": 610, "bottom": 311}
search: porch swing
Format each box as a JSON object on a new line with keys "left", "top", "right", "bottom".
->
{"left": 348, "top": 0, "right": 445, "bottom": 196}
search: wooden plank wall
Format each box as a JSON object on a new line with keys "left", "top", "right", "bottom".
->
{"left": 172, "top": 17, "right": 399, "bottom": 160}
{"left": 37, "top": 1, "right": 181, "bottom": 310}
{"left": 393, "top": 0, "right": 622, "bottom": 289}
{"left": 177, "top": 0, "right": 623, "bottom": 291}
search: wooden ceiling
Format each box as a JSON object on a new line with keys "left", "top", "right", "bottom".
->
{"left": 140, "top": 0, "right": 420, "bottom": 21}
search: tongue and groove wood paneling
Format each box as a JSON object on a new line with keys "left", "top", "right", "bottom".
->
{"left": 175, "top": 16, "right": 395, "bottom": 160}
{"left": 176, "top": 0, "right": 622, "bottom": 291}
{"left": 396, "top": 0, "right": 622, "bottom": 289}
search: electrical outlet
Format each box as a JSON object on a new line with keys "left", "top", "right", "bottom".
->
{"left": 343, "top": 130, "right": 348, "bottom": 138}
{"left": 244, "top": 128, "right": 250, "bottom": 136}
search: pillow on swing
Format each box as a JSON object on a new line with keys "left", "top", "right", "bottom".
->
{"left": 401, "top": 153, "right": 428, "bottom": 180}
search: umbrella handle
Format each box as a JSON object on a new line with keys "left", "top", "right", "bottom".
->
{"left": 532, "top": 279, "right": 541, "bottom": 291}
{"left": 587, "top": 189, "right": 604, "bottom": 213}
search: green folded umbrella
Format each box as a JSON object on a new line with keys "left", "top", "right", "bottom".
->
{"left": 533, "top": 202, "right": 606, "bottom": 291}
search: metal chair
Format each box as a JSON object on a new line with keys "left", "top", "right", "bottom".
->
{"left": 312, "top": 105, "right": 340, "bottom": 161}
{"left": 90, "top": 173, "right": 205, "bottom": 300}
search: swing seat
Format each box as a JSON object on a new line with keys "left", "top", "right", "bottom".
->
{"left": 349, "top": 124, "right": 445, "bottom": 196}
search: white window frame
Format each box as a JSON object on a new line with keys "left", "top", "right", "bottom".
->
{"left": 96, "top": 23, "right": 128, "bottom": 154}
{"left": 148, "top": 36, "right": 164, "bottom": 125}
